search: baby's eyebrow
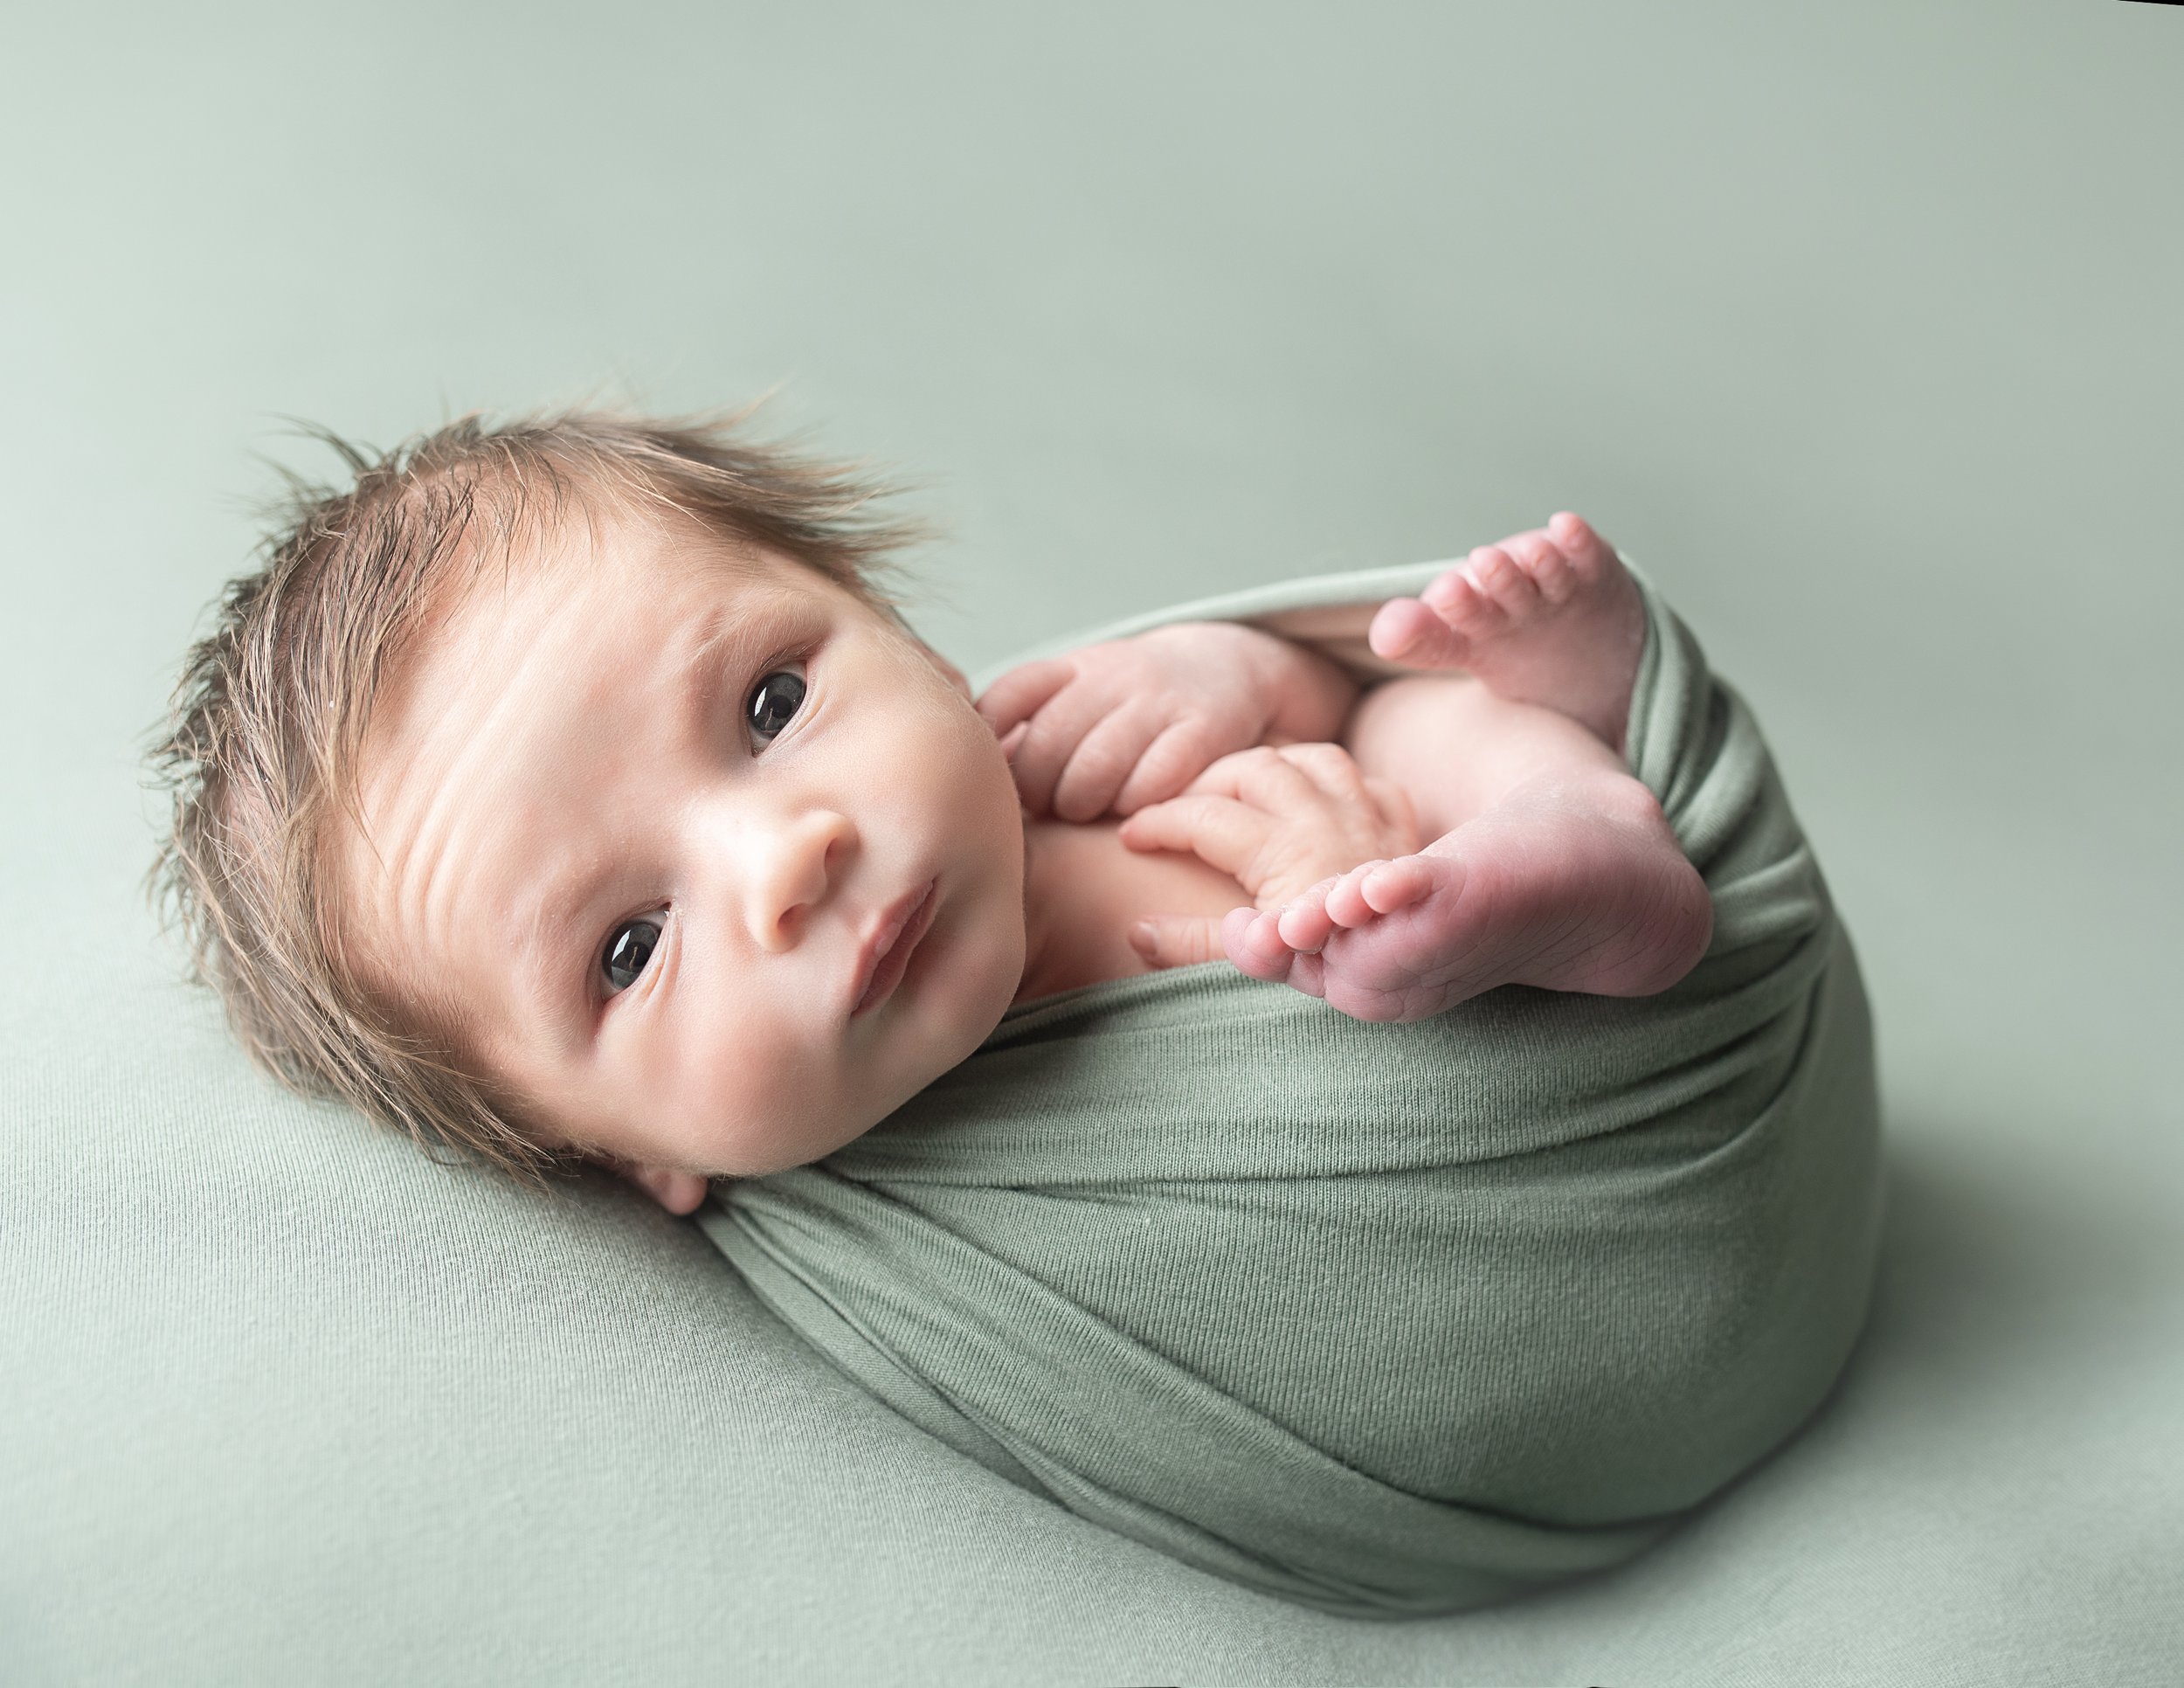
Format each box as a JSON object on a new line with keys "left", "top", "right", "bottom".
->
{"left": 670, "top": 583, "right": 814, "bottom": 740}
{"left": 672, "top": 604, "right": 743, "bottom": 740}
{"left": 507, "top": 589, "right": 798, "bottom": 1048}
{"left": 513, "top": 891, "right": 591, "bottom": 1055}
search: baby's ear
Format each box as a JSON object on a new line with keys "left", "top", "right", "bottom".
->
{"left": 605, "top": 1159, "right": 711, "bottom": 1215}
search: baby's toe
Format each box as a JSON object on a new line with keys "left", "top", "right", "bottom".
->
{"left": 1323, "top": 863, "right": 1388, "bottom": 929}
{"left": 1509, "top": 531, "right": 1576, "bottom": 605}
{"left": 1360, "top": 855, "right": 1436, "bottom": 915}
{"left": 1470, "top": 543, "right": 1544, "bottom": 617}
{"left": 1276, "top": 884, "right": 1338, "bottom": 953}
{"left": 1224, "top": 906, "right": 1295, "bottom": 982}
{"left": 1547, "top": 511, "right": 1611, "bottom": 583}
{"left": 1282, "top": 949, "right": 1330, "bottom": 1000}
{"left": 1421, "top": 561, "right": 1501, "bottom": 634}
{"left": 1368, "top": 595, "right": 1468, "bottom": 668}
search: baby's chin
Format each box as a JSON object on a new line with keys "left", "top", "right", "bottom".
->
{"left": 778, "top": 946, "right": 1024, "bottom": 1173}
{"left": 683, "top": 875, "right": 1028, "bottom": 1179}
{"left": 727, "top": 1078, "right": 936, "bottom": 1177}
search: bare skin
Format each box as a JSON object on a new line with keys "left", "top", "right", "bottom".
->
{"left": 987, "top": 513, "right": 1712, "bottom": 1024}
{"left": 1204, "top": 679, "right": 1710, "bottom": 1022}
{"left": 342, "top": 504, "right": 1703, "bottom": 1213}
{"left": 1212, "top": 513, "right": 1708, "bottom": 1022}
{"left": 335, "top": 506, "right": 1254, "bottom": 1215}
{"left": 1366, "top": 511, "right": 1648, "bottom": 751}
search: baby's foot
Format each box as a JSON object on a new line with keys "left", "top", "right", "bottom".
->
{"left": 1224, "top": 773, "right": 1712, "bottom": 1022}
{"left": 1368, "top": 513, "right": 1645, "bottom": 751}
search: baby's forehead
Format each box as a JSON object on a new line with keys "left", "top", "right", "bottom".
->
{"left": 316, "top": 491, "right": 902, "bottom": 1079}
{"left": 405, "top": 519, "right": 862, "bottom": 742}
{"left": 336, "top": 513, "right": 788, "bottom": 889}
{"left": 384, "top": 531, "right": 832, "bottom": 813}
{"left": 430, "top": 502, "right": 778, "bottom": 642}
{"left": 345, "top": 508, "right": 882, "bottom": 838}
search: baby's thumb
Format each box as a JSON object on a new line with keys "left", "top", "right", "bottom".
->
{"left": 1129, "top": 914, "right": 1229, "bottom": 971}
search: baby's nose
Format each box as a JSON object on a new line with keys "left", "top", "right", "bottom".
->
{"left": 746, "top": 808, "right": 857, "bottom": 951}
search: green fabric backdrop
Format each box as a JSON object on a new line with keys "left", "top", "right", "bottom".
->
{"left": 4, "top": 3, "right": 2180, "bottom": 1682}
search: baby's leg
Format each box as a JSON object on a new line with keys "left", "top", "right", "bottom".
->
{"left": 1368, "top": 513, "right": 1645, "bottom": 751}
{"left": 1227, "top": 675, "right": 1711, "bottom": 1022}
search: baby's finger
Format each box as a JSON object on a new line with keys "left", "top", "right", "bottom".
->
{"left": 1111, "top": 718, "right": 1223, "bottom": 815}
{"left": 1364, "top": 777, "right": 1421, "bottom": 854}
{"left": 1187, "top": 745, "right": 1324, "bottom": 815}
{"left": 1368, "top": 596, "right": 1468, "bottom": 669}
{"left": 1118, "top": 794, "right": 1273, "bottom": 884}
{"left": 1010, "top": 690, "right": 1123, "bottom": 815}
{"left": 1222, "top": 905, "right": 1295, "bottom": 984}
{"left": 1274, "top": 742, "right": 1371, "bottom": 804}
{"left": 1051, "top": 705, "right": 1160, "bottom": 822}
{"left": 975, "top": 658, "right": 1075, "bottom": 737}
{"left": 1128, "top": 913, "right": 1230, "bottom": 971}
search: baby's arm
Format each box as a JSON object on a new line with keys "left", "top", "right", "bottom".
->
{"left": 990, "top": 516, "right": 1710, "bottom": 1022}
{"left": 978, "top": 622, "right": 1358, "bottom": 820}
{"left": 1125, "top": 681, "right": 1711, "bottom": 1020}
{"left": 1117, "top": 509, "right": 1714, "bottom": 1021}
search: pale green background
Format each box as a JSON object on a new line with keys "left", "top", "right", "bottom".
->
{"left": 3, "top": 3, "right": 2180, "bottom": 1684}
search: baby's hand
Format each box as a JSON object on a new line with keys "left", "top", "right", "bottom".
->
{"left": 1117, "top": 744, "right": 1420, "bottom": 967}
{"left": 978, "top": 623, "right": 1353, "bottom": 822}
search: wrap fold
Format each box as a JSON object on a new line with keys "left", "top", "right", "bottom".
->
{"left": 700, "top": 562, "right": 1881, "bottom": 1616}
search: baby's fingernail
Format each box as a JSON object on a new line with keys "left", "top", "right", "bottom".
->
{"left": 1129, "top": 920, "right": 1157, "bottom": 958}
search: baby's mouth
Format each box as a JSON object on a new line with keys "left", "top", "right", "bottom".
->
{"left": 850, "top": 878, "right": 937, "bottom": 1018}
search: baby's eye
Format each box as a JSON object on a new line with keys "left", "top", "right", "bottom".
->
{"left": 602, "top": 916, "right": 664, "bottom": 995}
{"left": 746, "top": 667, "right": 806, "bottom": 745}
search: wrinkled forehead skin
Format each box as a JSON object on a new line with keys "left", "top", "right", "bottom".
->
{"left": 319, "top": 495, "right": 801, "bottom": 1064}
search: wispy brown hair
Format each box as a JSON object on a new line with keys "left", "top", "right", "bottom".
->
{"left": 149, "top": 409, "right": 923, "bottom": 1182}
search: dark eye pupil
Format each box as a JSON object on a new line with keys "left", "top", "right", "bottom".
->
{"left": 748, "top": 669, "right": 805, "bottom": 741}
{"left": 603, "top": 918, "right": 661, "bottom": 993}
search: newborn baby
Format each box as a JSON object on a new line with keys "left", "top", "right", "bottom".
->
{"left": 154, "top": 410, "right": 1708, "bottom": 1209}
{"left": 598, "top": 508, "right": 1708, "bottom": 1213}
{"left": 157, "top": 410, "right": 1876, "bottom": 1615}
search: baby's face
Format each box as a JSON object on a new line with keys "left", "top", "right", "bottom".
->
{"left": 339, "top": 508, "right": 1026, "bottom": 1181}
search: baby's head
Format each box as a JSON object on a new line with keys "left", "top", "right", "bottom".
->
{"left": 154, "top": 412, "right": 1027, "bottom": 1205}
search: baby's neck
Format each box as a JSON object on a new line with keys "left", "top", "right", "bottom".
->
{"left": 1013, "top": 814, "right": 1244, "bottom": 1003}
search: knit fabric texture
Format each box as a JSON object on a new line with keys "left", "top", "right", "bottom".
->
{"left": 699, "top": 563, "right": 1883, "bottom": 1615}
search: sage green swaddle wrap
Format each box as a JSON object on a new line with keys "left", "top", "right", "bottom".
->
{"left": 697, "top": 561, "right": 1882, "bottom": 1617}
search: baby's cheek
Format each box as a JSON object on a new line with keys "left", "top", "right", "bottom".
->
{"left": 931, "top": 887, "right": 1025, "bottom": 1055}
{"left": 653, "top": 1032, "right": 808, "bottom": 1176}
